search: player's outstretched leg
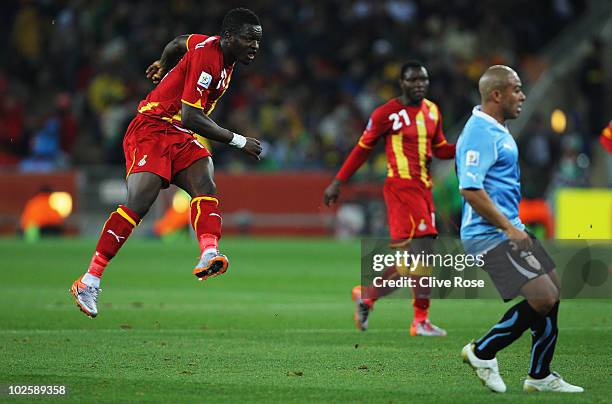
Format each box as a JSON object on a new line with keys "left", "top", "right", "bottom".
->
{"left": 351, "top": 266, "right": 402, "bottom": 331}
{"left": 70, "top": 205, "right": 142, "bottom": 318}
{"left": 520, "top": 273, "right": 583, "bottom": 393}
{"left": 407, "top": 258, "right": 446, "bottom": 336}
{"left": 173, "top": 157, "right": 227, "bottom": 282}
{"left": 190, "top": 195, "right": 228, "bottom": 281}
{"left": 409, "top": 277, "right": 446, "bottom": 336}
{"left": 398, "top": 238, "right": 446, "bottom": 336}
{"left": 462, "top": 299, "right": 537, "bottom": 392}
{"left": 70, "top": 172, "right": 159, "bottom": 318}
{"left": 522, "top": 301, "right": 583, "bottom": 393}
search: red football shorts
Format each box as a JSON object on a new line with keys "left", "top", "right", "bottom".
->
{"left": 383, "top": 178, "right": 437, "bottom": 240}
{"left": 123, "top": 114, "right": 212, "bottom": 188}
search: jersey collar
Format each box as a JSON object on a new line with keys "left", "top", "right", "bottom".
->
{"left": 472, "top": 106, "right": 509, "bottom": 133}
{"left": 395, "top": 97, "right": 423, "bottom": 108}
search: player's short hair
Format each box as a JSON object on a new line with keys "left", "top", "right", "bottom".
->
{"left": 400, "top": 60, "right": 425, "bottom": 78}
{"left": 221, "top": 8, "right": 260, "bottom": 35}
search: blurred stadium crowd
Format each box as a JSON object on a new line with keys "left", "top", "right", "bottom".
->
{"left": 1, "top": 0, "right": 607, "bottom": 193}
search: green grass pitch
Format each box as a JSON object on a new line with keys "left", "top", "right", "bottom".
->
{"left": 0, "top": 237, "right": 610, "bottom": 403}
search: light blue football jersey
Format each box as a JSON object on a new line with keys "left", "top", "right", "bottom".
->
{"left": 456, "top": 106, "right": 524, "bottom": 254}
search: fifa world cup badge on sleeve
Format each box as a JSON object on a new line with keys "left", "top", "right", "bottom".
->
{"left": 466, "top": 150, "right": 479, "bottom": 166}
{"left": 197, "top": 72, "right": 212, "bottom": 89}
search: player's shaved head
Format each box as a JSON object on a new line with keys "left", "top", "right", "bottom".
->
{"left": 478, "top": 65, "right": 525, "bottom": 122}
{"left": 478, "top": 65, "right": 518, "bottom": 102}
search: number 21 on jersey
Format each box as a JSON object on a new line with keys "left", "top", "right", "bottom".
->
{"left": 389, "top": 109, "right": 411, "bottom": 131}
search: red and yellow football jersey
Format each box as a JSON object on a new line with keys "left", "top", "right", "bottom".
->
{"left": 357, "top": 98, "right": 450, "bottom": 188}
{"left": 137, "top": 34, "right": 234, "bottom": 132}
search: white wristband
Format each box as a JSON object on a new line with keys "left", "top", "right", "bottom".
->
{"left": 229, "top": 132, "right": 247, "bottom": 149}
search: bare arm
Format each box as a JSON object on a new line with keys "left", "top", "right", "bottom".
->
{"left": 181, "top": 103, "right": 262, "bottom": 160}
{"left": 323, "top": 142, "right": 374, "bottom": 206}
{"left": 323, "top": 178, "right": 344, "bottom": 206}
{"left": 461, "top": 188, "right": 531, "bottom": 249}
{"left": 461, "top": 189, "right": 513, "bottom": 230}
{"left": 159, "top": 35, "right": 189, "bottom": 71}
{"left": 182, "top": 103, "right": 233, "bottom": 143}
{"left": 146, "top": 35, "right": 190, "bottom": 83}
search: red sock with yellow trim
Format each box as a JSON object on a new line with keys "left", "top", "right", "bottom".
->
{"left": 83, "top": 205, "right": 141, "bottom": 286}
{"left": 410, "top": 275, "right": 430, "bottom": 323}
{"left": 190, "top": 195, "right": 222, "bottom": 257}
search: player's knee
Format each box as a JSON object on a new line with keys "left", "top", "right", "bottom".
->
{"left": 126, "top": 195, "right": 156, "bottom": 218}
{"left": 194, "top": 178, "right": 216, "bottom": 195}
{"left": 542, "top": 297, "right": 558, "bottom": 315}
{"left": 206, "top": 180, "right": 216, "bottom": 195}
{"left": 530, "top": 297, "right": 558, "bottom": 316}
{"left": 125, "top": 201, "right": 152, "bottom": 218}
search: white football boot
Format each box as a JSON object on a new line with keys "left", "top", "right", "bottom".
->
{"left": 461, "top": 342, "right": 507, "bottom": 393}
{"left": 410, "top": 320, "right": 447, "bottom": 336}
{"left": 193, "top": 251, "right": 229, "bottom": 281}
{"left": 70, "top": 276, "right": 100, "bottom": 318}
{"left": 523, "top": 372, "right": 584, "bottom": 393}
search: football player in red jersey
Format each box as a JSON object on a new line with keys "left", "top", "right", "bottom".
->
{"left": 70, "top": 8, "right": 263, "bottom": 318}
{"left": 324, "top": 61, "right": 456, "bottom": 336}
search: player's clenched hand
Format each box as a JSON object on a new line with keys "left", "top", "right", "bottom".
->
{"left": 146, "top": 60, "right": 166, "bottom": 84}
{"left": 242, "top": 137, "right": 262, "bottom": 160}
{"left": 505, "top": 226, "right": 532, "bottom": 250}
{"left": 323, "top": 179, "right": 342, "bottom": 207}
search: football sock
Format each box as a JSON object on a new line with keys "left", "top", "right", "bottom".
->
{"left": 413, "top": 301, "right": 429, "bottom": 324}
{"left": 410, "top": 275, "right": 430, "bottom": 323}
{"left": 363, "top": 266, "right": 401, "bottom": 302}
{"left": 528, "top": 301, "right": 559, "bottom": 379}
{"left": 474, "top": 299, "right": 538, "bottom": 360}
{"left": 85, "top": 205, "right": 141, "bottom": 284}
{"left": 190, "top": 195, "right": 222, "bottom": 256}
{"left": 82, "top": 272, "right": 100, "bottom": 288}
